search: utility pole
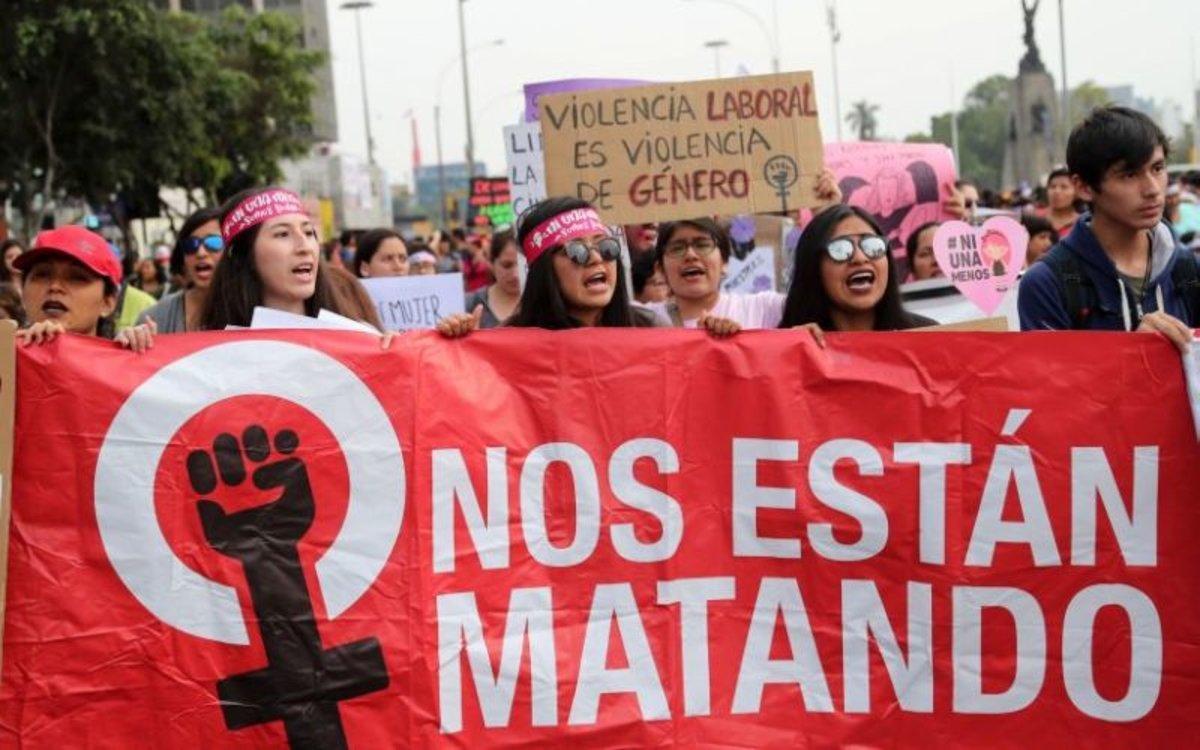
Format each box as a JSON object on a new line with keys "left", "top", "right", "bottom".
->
{"left": 340, "top": 2, "right": 376, "bottom": 165}
{"left": 457, "top": 0, "right": 476, "bottom": 185}
{"left": 1058, "top": 0, "right": 1069, "bottom": 159}
{"left": 434, "top": 105, "right": 447, "bottom": 227}
{"left": 826, "top": 0, "right": 843, "bottom": 141}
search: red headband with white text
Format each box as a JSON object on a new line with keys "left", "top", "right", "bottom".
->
{"left": 521, "top": 208, "right": 609, "bottom": 265}
{"left": 221, "top": 189, "right": 309, "bottom": 243}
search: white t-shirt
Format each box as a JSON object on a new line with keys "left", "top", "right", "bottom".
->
{"left": 647, "top": 292, "right": 787, "bottom": 329}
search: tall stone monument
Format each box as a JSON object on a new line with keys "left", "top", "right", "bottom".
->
{"left": 1001, "top": 0, "right": 1059, "bottom": 189}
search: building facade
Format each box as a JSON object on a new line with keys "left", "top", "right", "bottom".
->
{"left": 156, "top": 0, "right": 338, "bottom": 143}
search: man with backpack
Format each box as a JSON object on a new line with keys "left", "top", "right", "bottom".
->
{"left": 1019, "top": 105, "right": 1198, "bottom": 352}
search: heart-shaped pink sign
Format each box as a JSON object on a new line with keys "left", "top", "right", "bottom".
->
{"left": 932, "top": 217, "right": 1028, "bottom": 315}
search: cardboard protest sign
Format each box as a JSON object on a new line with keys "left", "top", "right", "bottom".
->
{"left": 825, "top": 142, "right": 958, "bottom": 255}
{"left": 523, "top": 78, "right": 648, "bottom": 123}
{"left": 467, "top": 177, "right": 515, "bottom": 228}
{"left": 933, "top": 217, "right": 1028, "bottom": 316}
{"left": 540, "top": 72, "right": 825, "bottom": 224}
{"left": 914, "top": 316, "right": 1010, "bottom": 332}
{"left": 4, "top": 329, "right": 1200, "bottom": 746}
{"left": 361, "top": 273, "right": 465, "bottom": 330}
{"left": 503, "top": 121, "right": 546, "bottom": 220}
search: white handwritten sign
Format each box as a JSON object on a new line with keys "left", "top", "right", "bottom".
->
{"left": 503, "top": 121, "right": 546, "bottom": 220}
{"left": 722, "top": 246, "right": 777, "bottom": 295}
{"left": 361, "top": 273, "right": 465, "bottom": 331}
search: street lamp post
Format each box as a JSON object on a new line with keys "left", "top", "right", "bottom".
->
{"left": 705, "top": 40, "right": 729, "bottom": 78}
{"left": 1058, "top": 0, "right": 1069, "bottom": 159}
{"left": 434, "top": 39, "right": 504, "bottom": 229}
{"left": 683, "top": 0, "right": 780, "bottom": 74}
{"left": 434, "top": 104, "right": 447, "bottom": 226}
{"left": 339, "top": 1, "right": 376, "bottom": 165}
{"left": 457, "top": 0, "right": 476, "bottom": 188}
{"left": 826, "top": 0, "right": 843, "bottom": 141}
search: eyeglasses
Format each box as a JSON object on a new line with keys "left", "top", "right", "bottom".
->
{"left": 663, "top": 237, "right": 718, "bottom": 258}
{"left": 182, "top": 234, "right": 224, "bottom": 254}
{"left": 560, "top": 237, "right": 622, "bottom": 265}
{"left": 825, "top": 234, "right": 888, "bottom": 262}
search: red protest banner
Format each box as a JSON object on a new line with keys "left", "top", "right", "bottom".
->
{"left": 2, "top": 329, "right": 1198, "bottom": 747}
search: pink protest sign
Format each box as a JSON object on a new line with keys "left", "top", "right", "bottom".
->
{"left": 824, "top": 142, "right": 957, "bottom": 257}
{"left": 933, "top": 217, "right": 1028, "bottom": 315}
{"left": 522, "top": 78, "right": 648, "bottom": 122}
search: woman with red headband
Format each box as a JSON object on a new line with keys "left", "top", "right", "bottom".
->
{"left": 14, "top": 225, "right": 157, "bottom": 351}
{"left": 199, "top": 187, "right": 388, "bottom": 339}
{"left": 438, "top": 197, "right": 740, "bottom": 336}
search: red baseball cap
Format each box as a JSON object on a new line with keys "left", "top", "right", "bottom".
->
{"left": 14, "top": 225, "right": 123, "bottom": 286}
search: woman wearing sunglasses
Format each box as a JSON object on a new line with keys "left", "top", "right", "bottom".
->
{"left": 510, "top": 197, "right": 655, "bottom": 329}
{"left": 437, "top": 197, "right": 659, "bottom": 336}
{"left": 779, "top": 204, "right": 935, "bottom": 342}
{"left": 138, "top": 207, "right": 224, "bottom": 333}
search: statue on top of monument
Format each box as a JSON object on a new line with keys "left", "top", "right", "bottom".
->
{"left": 1019, "top": 0, "right": 1046, "bottom": 73}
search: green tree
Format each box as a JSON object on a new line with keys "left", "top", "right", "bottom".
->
{"left": 197, "top": 6, "right": 322, "bottom": 203}
{"left": 0, "top": 1, "right": 199, "bottom": 237}
{"left": 0, "top": 2, "right": 322, "bottom": 240}
{"left": 922, "top": 74, "right": 1011, "bottom": 190}
{"left": 846, "top": 100, "right": 881, "bottom": 141}
{"left": 1067, "top": 80, "right": 1111, "bottom": 128}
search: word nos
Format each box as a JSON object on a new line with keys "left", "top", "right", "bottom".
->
{"left": 431, "top": 410, "right": 1162, "bottom": 733}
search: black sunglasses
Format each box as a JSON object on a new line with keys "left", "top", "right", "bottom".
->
{"left": 560, "top": 237, "right": 621, "bottom": 265}
{"left": 182, "top": 234, "right": 224, "bottom": 254}
{"left": 825, "top": 234, "right": 887, "bottom": 262}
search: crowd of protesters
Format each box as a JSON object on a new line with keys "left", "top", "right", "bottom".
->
{"left": 5, "top": 104, "right": 1199, "bottom": 355}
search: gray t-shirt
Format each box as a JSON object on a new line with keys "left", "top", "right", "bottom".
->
{"left": 136, "top": 290, "right": 188, "bottom": 333}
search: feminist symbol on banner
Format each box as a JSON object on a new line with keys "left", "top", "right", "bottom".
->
{"left": 190, "top": 426, "right": 388, "bottom": 749}
{"left": 94, "top": 341, "right": 406, "bottom": 749}
{"left": 764, "top": 155, "right": 799, "bottom": 213}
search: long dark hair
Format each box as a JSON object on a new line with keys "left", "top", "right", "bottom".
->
{"left": 352, "top": 228, "right": 405, "bottom": 278}
{"left": 508, "top": 197, "right": 641, "bottom": 329}
{"left": 170, "top": 207, "right": 222, "bottom": 279}
{"left": 199, "top": 187, "right": 343, "bottom": 330}
{"left": 779, "top": 204, "right": 921, "bottom": 330}
{"left": 0, "top": 239, "right": 24, "bottom": 284}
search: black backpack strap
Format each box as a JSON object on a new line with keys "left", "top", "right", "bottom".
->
{"left": 1170, "top": 248, "right": 1200, "bottom": 326}
{"left": 1041, "top": 244, "right": 1094, "bottom": 329}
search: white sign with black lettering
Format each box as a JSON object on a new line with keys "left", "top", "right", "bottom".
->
{"left": 503, "top": 121, "right": 546, "bottom": 220}
{"left": 361, "top": 273, "right": 465, "bottom": 331}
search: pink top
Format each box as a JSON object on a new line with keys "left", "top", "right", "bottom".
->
{"left": 647, "top": 292, "right": 786, "bottom": 329}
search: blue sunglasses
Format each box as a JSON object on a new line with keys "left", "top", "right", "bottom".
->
{"left": 182, "top": 234, "right": 224, "bottom": 254}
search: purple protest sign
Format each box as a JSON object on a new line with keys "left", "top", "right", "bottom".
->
{"left": 523, "top": 78, "right": 648, "bottom": 122}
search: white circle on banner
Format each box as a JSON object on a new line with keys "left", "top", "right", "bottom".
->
{"left": 94, "top": 340, "right": 404, "bottom": 645}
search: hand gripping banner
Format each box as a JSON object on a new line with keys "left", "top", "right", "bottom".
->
{"left": 2, "top": 329, "right": 1199, "bottom": 747}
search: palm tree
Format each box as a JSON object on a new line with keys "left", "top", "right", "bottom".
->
{"left": 846, "top": 100, "right": 881, "bottom": 141}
